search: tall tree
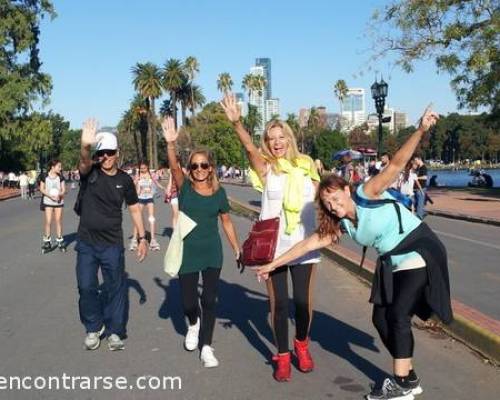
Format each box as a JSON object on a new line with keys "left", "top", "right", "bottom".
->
{"left": 184, "top": 56, "right": 200, "bottom": 117}
{"left": 217, "top": 72, "right": 233, "bottom": 94}
{"left": 162, "top": 59, "right": 185, "bottom": 129}
{"left": 0, "top": 0, "right": 56, "bottom": 169}
{"left": 131, "top": 62, "right": 162, "bottom": 168}
{"left": 369, "top": 0, "right": 499, "bottom": 116}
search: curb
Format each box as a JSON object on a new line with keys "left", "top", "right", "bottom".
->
{"left": 0, "top": 192, "right": 20, "bottom": 202}
{"left": 427, "top": 209, "right": 500, "bottom": 227}
{"left": 228, "top": 196, "right": 500, "bottom": 366}
{"left": 223, "top": 181, "right": 500, "bottom": 227}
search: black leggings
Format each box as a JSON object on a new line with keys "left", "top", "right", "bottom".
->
{"left": 372, "top": 268, "right": 428, "bottom": 359}
{"left": 178, "top": 268, "right": 221, "bottom": 347}
{"left": 268, "top": 263, "right": 315, "bottom": 354}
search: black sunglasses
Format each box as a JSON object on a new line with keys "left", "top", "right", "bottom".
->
{"left": 96, "top": 149, "right": 117, "bottom": 157}
{"left": 189, "top": 162, "right": 210, "bottom": 171}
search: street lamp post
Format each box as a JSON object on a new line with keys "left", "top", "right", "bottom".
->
{"left": 371, "top": 78, "right": 388, "bottom": 158}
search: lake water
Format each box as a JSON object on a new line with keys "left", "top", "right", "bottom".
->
{"left": 429, "top": 169, "right": 500, "bottom": 188}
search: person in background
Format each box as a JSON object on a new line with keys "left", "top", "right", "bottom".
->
{"left": 19, "top": 171, "right": 29, "bottom": 199}
{"left": 412, "top": 156, "right": 428, "bottom": 219}
{"left": 130, "top": 160, "right": 165, "bottom": 252}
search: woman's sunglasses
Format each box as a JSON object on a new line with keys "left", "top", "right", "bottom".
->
{"left": 96, "top": 149, "right": 117, "bottom": 157}
{"left": 189, "top": 162, "right": 210, "bottom": 171}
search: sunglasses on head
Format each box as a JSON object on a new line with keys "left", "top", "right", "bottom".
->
{"left": 189, "top": 162, "right": 210, "bottom": 171}
{"left": 96, "top": 149, "right": 117, "bottom": 157}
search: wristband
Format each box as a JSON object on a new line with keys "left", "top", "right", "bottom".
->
{"left": 138, "top": 236, "right": 147, "bottom": 242}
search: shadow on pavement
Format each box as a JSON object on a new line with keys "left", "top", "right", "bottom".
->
{"left": 161, "top": 227, "right": 173, "bottom": 238}
{"left": 63, "top": 232, "right": 77, "bottom": 247}
{"left": 154, "top": 277, "right": 186, "bottom": 336}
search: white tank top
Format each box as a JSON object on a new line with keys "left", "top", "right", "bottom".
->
{"left": 260, "top": 168, "right": 320, "bottom": 265}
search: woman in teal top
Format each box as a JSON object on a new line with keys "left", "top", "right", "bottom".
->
{"left": 162, "top": 117, "right": 241, "bottom": 368}
{"left": 256, "top": 107, "right": 449, "bottom": 400}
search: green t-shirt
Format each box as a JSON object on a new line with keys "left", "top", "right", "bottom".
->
{"left": 178, "top": 180, "right": 230, "bottom": 274}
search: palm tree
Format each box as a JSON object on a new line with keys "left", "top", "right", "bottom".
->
{"left": 162, "top": 58, "right": 185, "bottom": 129}
{"left": 117, "top": 109, "right": 141, "bottom": 163}
{"left": 334, "top": 79, "right": 348, "bottom": 130}
{"left": 253, "top": 75, "right": 267, "bottom": 97}
{"left": 217, "top": 72, "right": 233, "bottom": 94}
{"left": 129, "top": 95, "right": 149, "bottom": 162}
{"left": 184, "top": 56, "right": 200, "bottom": 117}
{"left": 241, "top": 73, "right": 254, "bottom": 104}
{"left": 131, "top": 62, "right": 162, "bottom": 168}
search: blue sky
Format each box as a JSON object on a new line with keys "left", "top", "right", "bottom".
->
{"left": 39, "top": 0, "right": 462, "bottom": 129}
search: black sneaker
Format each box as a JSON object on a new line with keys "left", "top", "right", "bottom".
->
{"left": 407, "top": 376, "right": 423, "bottom": 396}
{"left": 366, "top": 378, "right": 414, "bottom": 400}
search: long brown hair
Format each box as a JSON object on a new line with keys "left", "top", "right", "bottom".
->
{"left": 316, "top": 173, "right": 353, "bottom": 240}
{"left": 187, "top": 148, "right": 220, "bottom": 191}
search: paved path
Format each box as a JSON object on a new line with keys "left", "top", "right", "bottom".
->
{"left": 0, "top": 191, "right": 498, "bottom": 399}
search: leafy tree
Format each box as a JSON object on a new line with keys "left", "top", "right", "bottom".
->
{"left": 185, "top": 102, "right": 244, "bottom": 167}
{"left": 162, "top": 58, "right": 185, "bottom": 128}
{"left": 311, "top": 129, "right": 347, "bottom": 170}
{"left": 0, "top": 0, "right": 56, "bottom": 169}
{"left": 369, "top": 0, "right": 499, "bottom": 115}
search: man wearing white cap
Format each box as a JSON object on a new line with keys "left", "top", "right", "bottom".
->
{"left": 75, "top": 118, "right": 148, "bottom": 351}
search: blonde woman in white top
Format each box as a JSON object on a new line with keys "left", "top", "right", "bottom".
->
{"left": 221, "top": 94, "right": 321, "bottom": 382}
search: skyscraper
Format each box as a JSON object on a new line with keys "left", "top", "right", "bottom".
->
{"left": 265, "top": 99, "right": 280, "bottom": 123}
{"left": 255, "top": 58, "right": 271, "bottom": 100}
{"left": 342, "top": 88, "right": 366, "bottom": 129}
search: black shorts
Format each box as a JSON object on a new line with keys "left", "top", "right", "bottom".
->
{"left": 138, "top": 198, "right": 154, "bottom": 205}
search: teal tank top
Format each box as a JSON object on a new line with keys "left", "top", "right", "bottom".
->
{"left": 341, "top": 184, "right": 424, "bottom": 268}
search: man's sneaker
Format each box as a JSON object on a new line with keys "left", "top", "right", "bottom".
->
{"left": 200, "top": 345, "right": 219, "bottom": 368}
{"left": 107, "top": 334, "right": 125, "bottom": 351}
{"left": 84, "top": 326, "right": 105, "bottom": 350}
{"left": 129, "top": 237, "right": 138, "bottom": 251}
{"left": 366, "top": 378, "right": 414, "bottom": 400}
{"left": 408, "top": 376, "right": 423, "bottom": 395}
{"left": 272, "top": 352, "right": 291, "bottom": 382}
{"left": 294, "top": 337, "right": 314, "bottom": 372}
{"left": 149, "top": 238, "right": 160, "bottom": 251}
{"left": 184, "top": 318, "right": 200, "bottom": 351}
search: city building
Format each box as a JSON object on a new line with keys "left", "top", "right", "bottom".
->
{"left": 264, "top": 98, "right": 280, "bottom": 123}
{"left": 394, "top": 111, "right": 408, "bottom": 133}
{"left": 341, "top": 88, "right": 366, "bottom": 129}
{"left": 249, "top": 66, "right": 266, "bottom": 135}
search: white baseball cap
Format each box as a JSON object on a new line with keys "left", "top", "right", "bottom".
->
{"left": 95, "top": 131, "right": 118, "bottom": 151}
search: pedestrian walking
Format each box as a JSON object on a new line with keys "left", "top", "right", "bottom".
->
{"left": 161, "top": 116, "right": 241, "bottom": 368}
{"left": 255, "top": 106, "right": 452, "bottom": 400}
{"left": 413, "top": 156, "right": 428, "bottom": 219}
{"left": 75, "top": 119, "right": 148, "bottom": 352}
{"left": 221, "top": 94, "right": 321, "bottom": 382}
{"left": 129, "top": 160, "right": 165, "bottom": 252}
{"left": 19, "top": 171, "right": 29, "bottom": 199}
{"left": 38, "top": 160, "right": 66, "bottom": 252}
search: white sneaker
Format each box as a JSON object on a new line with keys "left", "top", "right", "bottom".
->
{"left": 107, "top": 334, "right": 125, "bottom": 351}
{"left": 184, "top": 318, "right": 200, "bottom": 351}
{"left": 84, "top": 325, "right": 105, "bottom": 350}
{"left": 149, "top": 238, "right": 160, "bottom": 251}
{"left": 129, "top": 238, "right": 137, "bottom": 251}
{"left": 200, "top": 345, "right": 219, "bottom": 368}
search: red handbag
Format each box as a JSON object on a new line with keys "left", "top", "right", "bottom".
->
{"left": 241, "top": 217, "right": 280, "bottom": 266}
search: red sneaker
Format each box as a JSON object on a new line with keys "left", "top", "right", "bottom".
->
{"left": 272, "top": 352, "right": 291, "bottom": 382}
{"left": 294, "top": 338, "right": 314, "bottom": 373}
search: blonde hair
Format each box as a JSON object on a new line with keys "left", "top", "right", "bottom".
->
{"left": 260, "top": 120, "right": 303, "bottom": 172}
{"left": 187, "top": 148, "right": 220, "bottom": 191}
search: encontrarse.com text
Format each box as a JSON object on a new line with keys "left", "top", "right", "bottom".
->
{"left": 0, "top": 374, "right": 182, "bottom": 391}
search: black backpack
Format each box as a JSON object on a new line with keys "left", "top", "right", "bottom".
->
{"left": 74, "top": 168, "right": 99, "bottom": 216}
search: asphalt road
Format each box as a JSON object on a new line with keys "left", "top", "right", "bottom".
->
{"left": 223, "top": 184, "right": 500, "bottom": 320}
{"left": 0, "top": 190, "right": 498, "bottom": 399}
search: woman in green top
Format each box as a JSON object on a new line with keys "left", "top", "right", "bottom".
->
{"left": 161, "top": 117, "right": 241, "bottom": 368}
